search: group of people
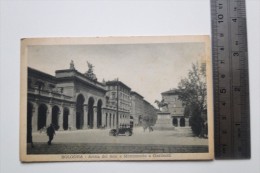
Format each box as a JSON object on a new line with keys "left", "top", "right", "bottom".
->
{"left": 143, "top": 125, "right": 154, "bottom": 132}
{"left": 27, "top": 123, "right": 56, "bottom": 147}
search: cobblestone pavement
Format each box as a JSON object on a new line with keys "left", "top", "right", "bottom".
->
{"left": 28, "top": 127, "right": 208, "bottom": 154}
{"left": 27, "top": 143, "right": 208, "bottom": 154}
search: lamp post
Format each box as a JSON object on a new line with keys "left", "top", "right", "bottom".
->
{"left": 116, "top": 78, "right": 119, "bottom": 135}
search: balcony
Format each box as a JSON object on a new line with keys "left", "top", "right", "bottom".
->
{"left": 28, "top": 88, "right": 72, "bottom": 101}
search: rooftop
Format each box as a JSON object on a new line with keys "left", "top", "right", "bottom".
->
{"left": 130, "top": 91, "right": 144, "bottom": 98}
{"left": 28, "top": 67, "right": 57, "bottom": 82}
{"left": 161, "top": 89, "right": 179, "bottom": 95}
{"left": 55, "top": 69, "right": 107, "bottom": 92}
{"left": 106, "top": 80, "right": 131, "bottom": 91}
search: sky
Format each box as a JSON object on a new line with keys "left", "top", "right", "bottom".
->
{"left": 28, "top": 42, "right": 206, "bottom": 107}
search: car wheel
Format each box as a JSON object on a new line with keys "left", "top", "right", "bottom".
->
{"left": 125, "top": 131, "right": 130, "bottom": 136}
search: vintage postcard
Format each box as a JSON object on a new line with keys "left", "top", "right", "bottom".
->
{"left": 20, "top": 36, "right": 214, "bottom": 162}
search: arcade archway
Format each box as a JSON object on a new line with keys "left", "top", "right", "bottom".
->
{"left": 180, "top": 117, "right": 185, "bottom": 127}
{"left": 63, "top": 107, "right": 69, "bottom": 130}
{"left": 87, "top": 97, "right": 94, "bottom": 129}
{"left": 38, "top": 104, "right": 47, "bottom": 130}
{"left": 76, "top": 94, "right": 85, "bottom": 129}
{"left": 27, "top": 102, "right": 33, "bottom": 143}
{"left": 172, "top": 117, "right": 178, "bottom": 127}
{"left": 97, "top": 99, "right": 102, "bottom": 128}
{"left": 52, "top": 106, "right": 60, "bottom": 130}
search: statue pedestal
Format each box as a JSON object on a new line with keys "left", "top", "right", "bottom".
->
{"left": 153, "top": 112, "right": 175, "bottom": 130}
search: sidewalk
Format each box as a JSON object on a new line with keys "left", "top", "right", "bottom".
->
{"left": 27, "top": 142, "right": 208, "bottom": 154}
{"left": 32, "top": 127, "right": 208, "bottom": 146}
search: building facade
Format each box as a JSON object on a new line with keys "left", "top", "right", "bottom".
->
{"left": 105, "top": 80, "right": 131, "bottom": 128}
{"left": 27, "top": 62, "right": 157, "bottom": 132}
{"left": 27, "top": 63, "right": 135, "bottom": 132}
{"left": 130, "top": 91, "right": 144, "bottom": 126}
{"left": 161, "top": 89, "right": 189, "bottom": 127}
{"left": 142, "top": 100, "right": 157, "bottom": 126}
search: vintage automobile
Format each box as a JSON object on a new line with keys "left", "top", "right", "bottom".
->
{"left": 109, "top": 127, "right": 133, "bottom": 136}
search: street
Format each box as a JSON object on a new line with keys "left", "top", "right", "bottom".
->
{"left": 28, "top": 127, "right": 208, "bottom": 154}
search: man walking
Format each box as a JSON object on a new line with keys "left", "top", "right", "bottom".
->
{"left": 47, "top": 123, "right": 55, "bottom": 145}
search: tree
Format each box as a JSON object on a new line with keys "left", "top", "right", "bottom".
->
{"left": 177, "top": 62, "right": 207, "bottom": 136}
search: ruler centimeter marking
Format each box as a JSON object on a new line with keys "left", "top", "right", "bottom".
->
{"left": 211, "top": 0, "right": 250, "bottom": 159}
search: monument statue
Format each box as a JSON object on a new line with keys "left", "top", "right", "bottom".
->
{"left": 70, "top": 60, "right": 75, "bottom": 70}
{"left": 85, "top": 61, "right": 97, "bottom": 81}
{"left": 153, "top": 99, "right": 174, "bottom": 130}
{"left": 154, "top": 99, "right": 168, "bottom": 111}
{"left": 87, "top": 61, "right": 94, "bottom": 70}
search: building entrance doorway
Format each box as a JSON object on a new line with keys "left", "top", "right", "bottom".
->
{"left": 63, "top": 108, "right": 69, "bottom": 130}
{"left": 97, "top": 100, "right": 102, "bottom": 128}
{"left": 52, "top": 106, "right": 60, "bottom": 130}
{"left": 172, "top": 117, "right": 178, "bottom": 127}
{"left": 76, "top": 94, "right": 85, "bottom": 129}
{"left": 87, "top": 97, "right": 94, "bottom": 128}
{"left": 27, "top": 102, "right": 33, "bottom": 143}
{"left": 180, "top": 117, "right": 185, "bottom": 127}
{"left": 38, "top": 104, "right": 47, "bottom": 130}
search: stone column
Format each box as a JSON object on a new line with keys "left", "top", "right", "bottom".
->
{"left": 46, "top": 104, "right": 52, "bottom": 127}
{"left": 106, "top": 112, "right": 109, "bottom": 128}
{"left": 177, "top": 117, "right": 180, "bottom": 127}
{"left": 112, "top": 113, "right": 114, "bottom": 128}
{"left": 68, "top": 106, "right": 75, "bottom": 130}
{"left": 101, "top": 109, "right": 105, "bottom": 127}
{"left": 112, "top": 114, "right": 114, "bottom": 128}
{"left": 120, "top": 114, "right": 122, "bottom": 126}
{"left": 118, "top": 114, "right": 120, "bottom": 128}
{"left": 58, "top": 106, "right": 63, "bottom": 131}
{"left": 114, "top": 114, "right": 117, "bottom": 128}
{"left": 185, "top": 118, "right": 189, "bottom": 127}
{"left": 109, "top": 113, "right": 111, "bottom": 128}
{"left": 93, "top": 106, "right": 97, "bottom": 129}
{"left": 83, "top": 104, "right": 88, "bottom": 129}
{"left": 32, "top": 102, "right": 38, "bottom": 132}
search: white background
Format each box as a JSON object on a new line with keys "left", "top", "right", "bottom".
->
{"left": 0, "top": 0, "right": 259, "bottom": 173}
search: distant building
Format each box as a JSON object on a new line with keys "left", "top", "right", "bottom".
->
{"left": 130, "top": 91, "right": 144, "bottom": 126}
{"left": 105, "top": 80, "right": 131, "bottom": 128}
{"left": 161, "top": 89, "right": 189, "bottom": 127}
{"left": 143, "top": 100, "right": 157, "bottom": 126}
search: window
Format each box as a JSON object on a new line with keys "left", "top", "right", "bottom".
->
{"left": 112, "top": 92, "right": 116, "bottom": 99}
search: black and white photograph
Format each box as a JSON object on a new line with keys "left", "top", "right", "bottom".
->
{"left": 20, "top": 36, "right": 213, "bottom": 161}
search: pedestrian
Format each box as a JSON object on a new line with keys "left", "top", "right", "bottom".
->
{"left": 149, "top": 126, "right": 153, "bottom": 132}
{"left": 46, "top": 123, "right": 55, "bottom": 145}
